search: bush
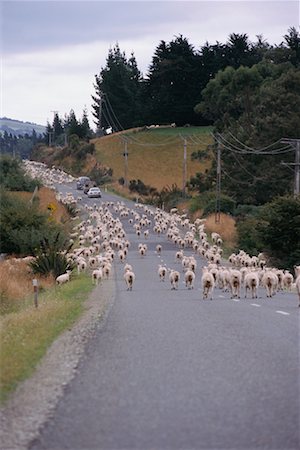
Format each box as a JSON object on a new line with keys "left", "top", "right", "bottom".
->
{"left": 0, "top": 190, "right": 66, "bottom": 255}
{"left": 30, "top": 232, "right": 74, "bottom": 278}
{"left": 190, "top": 191, "right": 236, "bottom": 216}
{"left": 0, "top": 155, "right": 40, "bottom": 192}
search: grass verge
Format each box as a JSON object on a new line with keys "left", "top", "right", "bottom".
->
{"left": 0, "top": 274, "right": 94, "bottom": 404}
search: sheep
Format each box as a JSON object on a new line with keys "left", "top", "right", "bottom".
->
{"left": 158, "top": 265, "right": 167, "bottom": 282}
{"left": 262, "top": 270, "right": 278, "bottom": 298}
{"left": 201, "top": 269, "right": 215, "bottom": 300}
{"left": 185, "top": 269, "right": 195, "bottom": 289}
{"left": 92, "top": 268, "right": 103, "bottom": 285}
{"left": 124, "top": 270, "right": 135, "bottom": 291}
{"left": 244, "top": 271, "right": 259, "bottom": 299}
{"left": 282, "top": 271, "right": 294, "bottom": 291}
{"left": 103, "top": 263, "right": 112, "bottom": 279}
{"left": 156, "top": 244, "right": 162, "bottom": 255}
{"left": 56, "top": 270, "right": 72, "bottom": 285}
{"left": 229, "top": 269, "right": 242, "bottom": 299}
{"left": 169, "top": 269, "right": 180, "bottom": 290}
{"left": 296, "top": 275, "right": 300, "bottom": 307}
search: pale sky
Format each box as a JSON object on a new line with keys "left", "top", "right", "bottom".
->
{"left": 1, "top": 0, "right": 299, "bottom": 128}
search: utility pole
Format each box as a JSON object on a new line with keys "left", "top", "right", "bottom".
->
{"left": 180, "top": 135, "right": 188, "bottom": 197}
{"left": 120, "top": 137, "right": 129, "bottom": 187}
{"left": 97, "top": 91, "right": 103, "bottom": 137}
{"left": 280, "top": 138, "right": 300, "bottom": 196}
{"left": 215, "top": 137, "right": 222, "bottom": 224}
{"left": 183, "top": 137, "right": 187, "bottom": 197}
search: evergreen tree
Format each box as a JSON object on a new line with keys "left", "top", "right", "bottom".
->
{"left": 92, "top": 44, "right": 143, "bottom": 132}
{"left": 145, "top": 35, "right": 202, "bottom": 125}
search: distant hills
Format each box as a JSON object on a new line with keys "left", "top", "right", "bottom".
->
{"left": 0, "top": 117, "right": 46, "bottom": 136}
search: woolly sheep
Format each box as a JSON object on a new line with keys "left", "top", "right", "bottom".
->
{"left": 261, "top": 270, "right": 278, "bottom": 298}
{"left": 185, "top": 269, "right": 195, "bottom": 290}
{"left": 201, "top": 268, "right": 215, "bottom": 300}
{"left": 92, "top": 268, "right": 103, "bottom": 285}
{"left": 56, "top": 270, "right": 72, "bottom": 285}
{"left": 124, "top": 270, "right": 135, "bottom": 291}
{"left": 244, "top": 271, "right": 259, "bottom": 299}
{"left": 169, "top": 269, "right": 180, "bottom": 290}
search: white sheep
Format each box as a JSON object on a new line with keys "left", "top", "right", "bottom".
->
{"left": 124, "top": 270, "right": 135, "bottom": 291}
{"left": 244, "top": 271, "right": 259, "bottom": 299}
{"left": 169, "top": 269, "right": 180, "bottom": 290}
{"left": 92, "top": 268, "right": 103, "bottom": 285}
{"left": 56, "top": 270, "right": 72, "bottom": 285}
{"left": 185, "top": 269, "right": 195, "bottom": 290}
{"left": 229, "top": 269, "right": 242, "bottom": 299}
{"left": 158, "top": 265, "right": 167, "bottom": 282}
{"left": 262, "top": 270, "right": 278, "bottom": 298}
{"left": 156, "top": 244, "right": 162, "bottom": 255}
{"left": 282, "top": 271, "right": 294, "bottom": 291}
{"left": 201, "top": 269, "right": 215, "bottom": 300}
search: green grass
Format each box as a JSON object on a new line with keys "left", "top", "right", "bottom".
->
{"left": 0, "top": 274, "right": 94, "bottom": 403}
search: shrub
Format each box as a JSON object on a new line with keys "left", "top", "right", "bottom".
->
{"left": 0, "top": 190, "right": 67, "bottom": 255}
{"left": 0, "top": 155, "right": 40, "bottom": 192}
{"left": 190, "top": 191, "right": 236, "bottom": 216}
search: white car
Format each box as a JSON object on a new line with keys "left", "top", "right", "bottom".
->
{"left": 87, "top": 187, "right": 102, "bottom": 198}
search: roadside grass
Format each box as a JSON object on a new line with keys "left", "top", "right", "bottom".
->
{"left": 204, "top": 213, "right": 238, "bottom": 256}
{"left": 92, "top": 126, "right": 213, "bottom": 191}
{"left": 0, "top": 274, "right": 94, "bottom": 404}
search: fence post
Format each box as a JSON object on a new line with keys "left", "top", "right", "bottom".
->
{"left": 32, "top": 279, "right": 38, "bottom": 308}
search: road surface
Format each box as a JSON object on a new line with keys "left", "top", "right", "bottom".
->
{"left": 30, "top": 185, "right": 299, "bottom": 450}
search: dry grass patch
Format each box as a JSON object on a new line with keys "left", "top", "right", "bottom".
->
{"left": 0, "top": 260, "right": 54, "bottom": 315}
{"left": 204, "top": 213, "right": 237, "bottom": 248}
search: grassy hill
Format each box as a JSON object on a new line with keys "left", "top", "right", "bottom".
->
{"left": 92, "top": 126, "right": 213, "bottom": 190}
{"left": 0, "top": 117, "right": 46, "bottom": 136}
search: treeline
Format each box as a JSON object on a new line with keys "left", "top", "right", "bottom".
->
{"left": 92, "top": 28, "right": 300, "bottom": 131}
{"left": 45, "top": 108, "right": 93, "bottom": 146}
{"left": 0, "top": 129, "right": 44, "bottom": 159}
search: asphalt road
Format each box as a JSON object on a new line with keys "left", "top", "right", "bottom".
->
{"left": 30, "top": 184, "right": 299, "bottom": 450}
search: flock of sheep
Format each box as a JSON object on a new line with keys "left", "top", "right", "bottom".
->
{"left": 23, "top": 161, "right": 300, "bottom": 307}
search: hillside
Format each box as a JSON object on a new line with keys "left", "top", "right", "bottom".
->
{"left": 0, "top": 117, "right": 46, "bottom": 136}
{"left": 92, "top": 126, "right": 213, "bottom": 191}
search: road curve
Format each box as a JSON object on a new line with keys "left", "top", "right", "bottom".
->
{"left": 30, "top": 187, "right": 299, "bottom": 450}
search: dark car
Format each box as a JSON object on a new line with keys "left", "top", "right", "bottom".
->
{"left": 76, "top": 176, "right": 91, "bottom": 190}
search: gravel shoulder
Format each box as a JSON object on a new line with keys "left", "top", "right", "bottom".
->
{"left": 0, "top": 271, "right": 116, "bottom": 450}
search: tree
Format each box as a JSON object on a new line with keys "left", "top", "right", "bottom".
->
{"left": 145, "top": 35, "right": 202, "bottom": 125}
{"left": 92, "top": 44, "right": 143, "bottom": 132}
{"left": 195, "top": 61, "right": 299, "bottom": 204}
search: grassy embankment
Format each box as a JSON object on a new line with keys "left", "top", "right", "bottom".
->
{"left": 92, "top": 126, "right": 213, "bottom": 191}
{"left": 0, "top": 274, "right": 93, "bottom": 403}
{"left": 0, "top": 187, "right": 95, "bottom": 404}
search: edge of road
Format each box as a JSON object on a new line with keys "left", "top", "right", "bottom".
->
{"left": 0, "top": 267, "right": 117, "bottom": 450}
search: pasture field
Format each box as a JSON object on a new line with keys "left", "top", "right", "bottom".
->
{"left": 92, "top": 126, "right": 213, "bottom": 190}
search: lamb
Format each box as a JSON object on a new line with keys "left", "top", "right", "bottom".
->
{"left": 92, "top": 268, "right": 103, "bottom": 285}
{"left": 56, "top": 270, "right": 72, "bottom": 285}
{"left": 201, "top": 268, "right": 215, "bottom": 300}
{"left": 185, "top": 269, "right": 195, "bottom": 289}
{"left": 124, "top": 270, "right": 135, "bottom": 291}
{"left": 158, "top": 265, "right": 167, "bottom": 282}
{"left": 169, "top": 269, "right": 180, "bottom": 290}
{"left": 244, "top": 271, "right": 259, "bottom": 299}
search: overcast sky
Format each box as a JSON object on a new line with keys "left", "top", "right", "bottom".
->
{"left": 1, "top": 0, "right": 299, "bottom": 128}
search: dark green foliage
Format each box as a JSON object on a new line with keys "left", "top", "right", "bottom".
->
{"left": 151, "top": 184, "right": 183, "bottom": 210}
{"left": 236, "top": 196, "right": 300, "bottom": 269}
{"left": 87, "top": 165, "right": 112, "bottom": 186}
{"left": 0, "top": 155, "right": 40, "bottom": 192}
{"left": 129, "top": 179, "right": 155, "bottom": 196}
{"left": 30, "top": 232, "right": 74, "bottom": 278}
{"left": 0, "top": 190, "right": 64, "bottom": 255}
{"left": 189, "top": 191, "right": 236, "bottom": 215}
{"left": 195, "top": 61, "right": 300, "bottom": 204}
{"left": 92, "top": 44, "right": 143, "bottom": 131}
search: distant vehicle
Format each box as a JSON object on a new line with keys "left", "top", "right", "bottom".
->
{"left": 87, "top": 187, "right": 102, "bottom": 198}
{"left": 76, "top": 176, "right": 91, "bottom": 190}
